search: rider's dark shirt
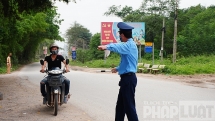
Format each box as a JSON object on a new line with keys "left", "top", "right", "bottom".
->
{"left": 44, "top": 54, "right": 65, "bottom": 70}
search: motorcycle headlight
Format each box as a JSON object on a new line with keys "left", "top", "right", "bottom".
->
{"left": 48, "top": 70, "right": 63, "bottom": 74}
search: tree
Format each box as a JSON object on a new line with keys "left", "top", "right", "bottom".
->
{"left": 104, "top": 5, "right": 143, "bottom": 19}
{"left": 140, "top": 0, "right": 179, "bottom": 16}
{"left": 65, "top": 22, "right": 92, "bottom": 49}
{"left": 177, "top": 6, "right": 215, "bottom": 56}
{"left": 104, "top": 0, "right": 182, "bottom": 59}
{"left": 0, "top": 0, "right": 74, "bottom": 66}
{"left": 1, "top": 0, "right": 73, "bottom": 17}
{"left": 89, "top": 33, "right": 104, "bottom": 59}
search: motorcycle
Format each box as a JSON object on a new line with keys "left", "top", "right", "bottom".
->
{"left": 40, "top": 59, "right": 70, "bottom": 116}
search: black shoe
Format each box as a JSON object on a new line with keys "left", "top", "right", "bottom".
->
{"left": 43, "top": 97, "right": 47, "bottom": 104}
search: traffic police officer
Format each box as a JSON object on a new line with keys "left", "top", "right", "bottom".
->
{"left": 98, "top": 22, "right": 139, "bottom": 121}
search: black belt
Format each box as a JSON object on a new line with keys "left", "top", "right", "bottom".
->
{"left": 120, "top": 72, "right": 135, "bottom": 77}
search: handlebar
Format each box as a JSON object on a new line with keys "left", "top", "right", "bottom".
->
{"left": 40, "top": 69, "right": 69, "bottom": 74}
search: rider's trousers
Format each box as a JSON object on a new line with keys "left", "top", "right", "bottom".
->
{"left": 40, "top": 75, "right": 70, "bottom": 97}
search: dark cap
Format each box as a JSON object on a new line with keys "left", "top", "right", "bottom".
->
{"left": 117, "top": 22, "right": 134, "bottom": 31}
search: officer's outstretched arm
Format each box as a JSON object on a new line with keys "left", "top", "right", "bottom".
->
{"left": 106, "top": 43, "right": 130, "bottom": 54}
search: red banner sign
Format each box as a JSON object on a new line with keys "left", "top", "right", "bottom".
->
{"left": 101, "top": 22, "right": 146, "bottom": 45}
{"left": 101, "top": 22, "right": 118, "bottom": 45}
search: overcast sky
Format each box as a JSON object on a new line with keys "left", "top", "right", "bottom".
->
{"left": 55, "top": 0, "right": 214, "bottom": 49}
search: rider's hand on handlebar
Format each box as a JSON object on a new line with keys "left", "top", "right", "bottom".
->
{"left": 40, "top": 69, "right": 45, "bottom": 73}
{"left": 65, "top": 69, "right": 70, "bottom": 73}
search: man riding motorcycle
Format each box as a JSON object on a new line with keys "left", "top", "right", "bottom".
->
{"left": 40, "top": 44, "right": 70, "bottom": 104}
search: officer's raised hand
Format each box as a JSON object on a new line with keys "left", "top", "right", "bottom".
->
{"left": 111, "top": 68, "right": 118, "bottom": 73}
{"left": 97, "top": 45, "right": 106, "bottom": 50}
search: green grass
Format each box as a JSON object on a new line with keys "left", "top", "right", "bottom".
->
{"left": 136, "top": 55, "right": 215, "bottom": 75}
{"left": 70, "top": 55, "right": 215, "bottom": 75}
{"left": 0, "top": 64, "right": 21, "bottom": 74}
{"left": 70, "top": 57, "right": 120, "bottom": 68}
{"left": 163, "top": 55, "right": 215, "bottom": 75}
{"left": 0, "top": 67, "right": 7, "bottom": 74}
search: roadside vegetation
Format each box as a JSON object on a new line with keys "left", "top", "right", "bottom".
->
{"left": 0, "top": 0, "right": 75, "bottom": 73}
{"left": 1, "top": 0, "right": 215, "bottom": 75}
{"left": 68, "top": 1, "right": 215, "bottom": 75}
{"left": 70, "top": 55, "right": 215, "bottom": 75}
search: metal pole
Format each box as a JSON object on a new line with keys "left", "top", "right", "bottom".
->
{"left": 139, "top": 45, "right": 141, "bottom": 62}
{"left": 161, "top": 17, "right": 165, "bottom": 63}
{"left": 152, "top": 42, "right": 154, "bottom": 65}
{"left": 104, "top": 50, "right": 107, "bottom": 64}
{"left": 104, "top": 52, "right": 105, "bottom": 63}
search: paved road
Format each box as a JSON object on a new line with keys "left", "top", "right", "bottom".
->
{"left": 19, "top": 63, "right": 215, "bottom": 121}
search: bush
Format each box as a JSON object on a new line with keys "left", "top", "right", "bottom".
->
{"left": 76, "top": 49, "right": 89, "bottom": 63}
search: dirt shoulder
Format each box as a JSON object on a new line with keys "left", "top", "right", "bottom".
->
{"left": 0, "top": 71, "right": 93, "bottom": 121}
{"left": 70, "top": 66, "right": 215, "bottom": 89}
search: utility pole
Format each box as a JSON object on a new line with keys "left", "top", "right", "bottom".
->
{"left": 152, "top": 42, "right": 154, "bottom": 65}
{"left": 161, "top": 18, "right": 165, "bottom": 63}
{"left": 173, "top": 0, "right": 178, "bottom": 63}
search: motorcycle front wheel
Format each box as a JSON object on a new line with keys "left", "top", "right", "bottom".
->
{"left": 54, "top": 94, "right": 58, "bottom": 116}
